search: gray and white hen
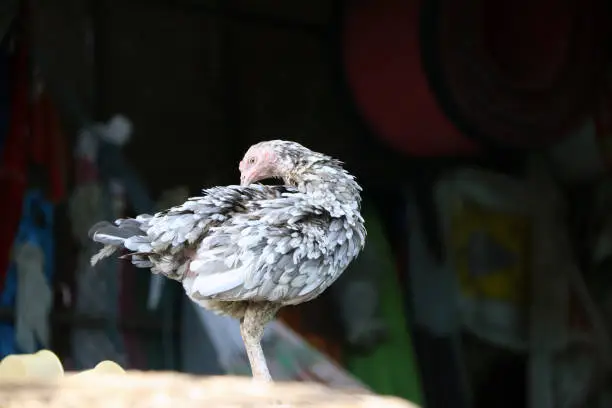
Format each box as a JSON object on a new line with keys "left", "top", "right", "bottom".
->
{"left": 88, "top": 140, "right": 366, "bottom": 381}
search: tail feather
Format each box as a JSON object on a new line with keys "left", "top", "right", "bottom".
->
{"left": 119, "top": 253, "right": 154, "bottom": 268}
{"left": 90, "top": 245, "right": 119, "bottom": 266}
{"left": 124, "top": 235, "right": 153, "bottom": 252}
{"left": 116, "top": 218, "right": 148, "bottom": 233}
{"left": 88, "top": 219, "right": 146, "bottom": 245}
{"left": 89, "top": 218, "right": 150, "bottom": 267}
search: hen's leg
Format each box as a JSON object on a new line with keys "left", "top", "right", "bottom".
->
{"left": 240, "top": 302, "right": 281, "bottom": 382}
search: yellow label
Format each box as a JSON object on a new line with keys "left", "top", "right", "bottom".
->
{"left": 449, "top": 199, "right": 530, "bottom": 305}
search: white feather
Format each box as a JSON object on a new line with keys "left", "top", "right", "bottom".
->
{"left": 192, "top": 267, "right": 246, "bottom": 297}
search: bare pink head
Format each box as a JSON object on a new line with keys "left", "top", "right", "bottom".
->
{"left": 238, "top": 140, "right": 311, "bottom": 186}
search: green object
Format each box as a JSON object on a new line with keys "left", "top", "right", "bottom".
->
{"left": 344, "top": 204, "right": 423, "bottom": 405}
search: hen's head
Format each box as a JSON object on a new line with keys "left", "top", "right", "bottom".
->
{"left": 239, "top": 140, "right": 330, "bottom": 186}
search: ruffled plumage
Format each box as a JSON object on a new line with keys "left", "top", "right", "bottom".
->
{"left": 89, "top": 154, "right": 366, "bottom": 318}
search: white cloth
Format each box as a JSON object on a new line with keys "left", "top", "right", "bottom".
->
{"left": 14, "top": 242, "right": 52, "bottom": 353}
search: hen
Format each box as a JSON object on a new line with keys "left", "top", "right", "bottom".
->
{"left": 89, "top": 140, "right": 366, "bottom": 381}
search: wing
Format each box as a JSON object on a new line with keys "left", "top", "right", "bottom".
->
{"left": 184, "top": 191, "right": 366, "bottom": 305}
{"left": 147, "top": 184, "right": 297, "bottom": 250}
{"left": 93, "top": 184, "right": 296, "bottom": 278}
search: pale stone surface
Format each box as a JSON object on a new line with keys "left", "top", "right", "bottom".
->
{"left": 0, "top": 371, "right": 418, "bottom": 408}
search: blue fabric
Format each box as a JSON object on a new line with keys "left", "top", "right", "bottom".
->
{"left": 0, "top": 190, "right": 55, "bottom": 358}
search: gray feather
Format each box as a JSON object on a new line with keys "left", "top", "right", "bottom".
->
{"left": 88, "top": 140, "right": 367, "bottom": 318}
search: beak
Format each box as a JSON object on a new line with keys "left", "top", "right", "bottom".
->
{"left": 240, "top": 173, "right": 250, "bottom": 186}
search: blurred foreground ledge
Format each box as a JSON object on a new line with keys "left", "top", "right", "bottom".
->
{"left": 0, "top": 371, "right": 418, "bottom": 408}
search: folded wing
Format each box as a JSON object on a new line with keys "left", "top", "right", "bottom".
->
{"left": 185, "top": 190, "right": 365, "bottom": 305}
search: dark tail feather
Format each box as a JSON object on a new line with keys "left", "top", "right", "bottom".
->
{"left": 88, "top": 220, "right": 143, "bottom": 246}
{"left": 89, "top": 218, "right": 147, "bottom": 266}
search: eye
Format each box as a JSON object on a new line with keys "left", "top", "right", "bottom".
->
{"left": 248, "top": 157, "right": 256, "bottom": 165}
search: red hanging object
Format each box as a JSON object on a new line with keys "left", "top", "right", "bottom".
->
{"left": 342, "top": 0, "right": 610, "bottom": 155}
{"left": 342, "top": 0, "right": 479, "bottom": 157}
{"left": 0, "top": 15, "right": 31, "bottom": 291}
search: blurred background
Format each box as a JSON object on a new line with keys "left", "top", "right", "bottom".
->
{"left": 1, "top": 0, "right": 612, "bottom": 407}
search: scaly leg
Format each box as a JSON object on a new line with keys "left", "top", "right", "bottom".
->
{"left": 240, "top": 302, "right": 281, "bottom": 382}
